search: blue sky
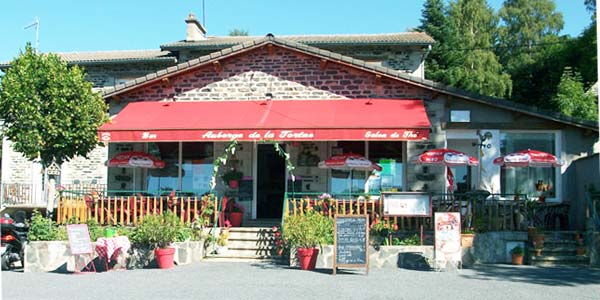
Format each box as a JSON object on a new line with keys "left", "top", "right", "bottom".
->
{"left": 0, "top": 0, "right": 593, "bottom": 63}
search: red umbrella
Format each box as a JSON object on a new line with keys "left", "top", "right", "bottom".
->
{"left": 411, "top": 149, "right": 479, "bottom": 166}
{"left": 318, "top": 153, "right": 382, "bottom": 171}
{"left": 108, "top": 151, "right": 165, "bottom": 169}
{"left": 493, "top": 149, "right": 562, "bottom": 168}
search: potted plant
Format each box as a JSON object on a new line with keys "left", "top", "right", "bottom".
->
{"left": 461, "top": 228, "right": 475, "bottom": 248}
{"left": 533, "top": 240, "right": 543, "bottom": 256}
{"left": 131, "top": 212, "right": 179, "bottom": 269}
{"left": 283, "top": 210, "right": 333, "bottom": 270}
{"left": 222, "top": 168, "right": 243, "bottom": 189}
{"left": 510, "top": 245, "right": 524, "bottom": 265}
{"left": 216, "top": 228, "right": 229, "bottom": 255}
{"left": 576, "top": 237, "right": 586, "bottom": 256}
{"left": 228, "top": 201, "right": 244, "bottom": 227}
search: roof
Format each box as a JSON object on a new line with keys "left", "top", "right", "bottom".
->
{"left": 0, "top": 49, "right": 176, "bottom": 68}
{"left": 101, "top": 35, "right": 597, "bottom": 132}
{"left": 160, "top": 32, "right": 435, "bottom": 50}
{"left": 98, "top": 99, "right": 431, "bottom": 142}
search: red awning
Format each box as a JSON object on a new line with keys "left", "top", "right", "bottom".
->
{"left": 99, "top": 99, "right": 430, "bottom": 142}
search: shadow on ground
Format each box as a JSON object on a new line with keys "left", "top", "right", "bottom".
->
{"left": 460, "top": 264, "right": 600, "bottom": 286}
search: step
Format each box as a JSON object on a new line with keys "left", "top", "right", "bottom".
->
{"left": 530, "top": 255, "right": 589, "bottom": 266}
{"left": 226, "top": 239, "right": 277, "bottom": 249}
{"left": 206, "top": 248, "right": 278, "bottom": 258}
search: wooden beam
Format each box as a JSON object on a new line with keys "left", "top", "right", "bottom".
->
{"left": 445, "top": 95, "right": 453, "bottom": 108}
{"left": 161, "top": 77, "right": 171, "bottom": 86}
{"left": 374, "top": 74, "right": 382, "bottom": 85}
{"left": 267, "top": 44, "right": 275, "bottom": 55}
{"left": 319, "top": 59, "right": 329, "bottom": 71}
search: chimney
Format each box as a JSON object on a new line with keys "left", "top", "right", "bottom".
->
{"left": 185, "top": 13, "right": 207, "bottom": 41}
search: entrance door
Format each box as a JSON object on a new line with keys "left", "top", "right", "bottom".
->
{"left": 257, "top": 144, "right": 286, "bottom": 218}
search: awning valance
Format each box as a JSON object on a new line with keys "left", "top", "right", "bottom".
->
{"left": 99, "top": 99, "right": 431, "bottom": 142}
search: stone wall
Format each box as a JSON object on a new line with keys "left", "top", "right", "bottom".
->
{"left": 119, "top": 46, "right": 430, "bottom": 103}
{"left": 1, "top": 139, "right": 39, "bottom": 185}
{"left": 83, "top": 62, "right": 175, "bottom": 88}
{"left": 589, "top": 231, "right": 600, "bottom": 266}
{"left": 60, "top": 145, "right": 108, "bottom": 185}
{"left": 469, "top": 231, "right": 528, "bottom": 264}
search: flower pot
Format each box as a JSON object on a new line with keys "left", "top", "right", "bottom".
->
{"left": 511, "top": 254, "right": 524, "bottom": 265}
{"left": 297, "top": 247, "right": 319, "bottom": 270}
{"left": 532, "top": 233, "right": 544, "bottom": 247}
{"left": 576, "top": 247, "right": 586, "bottom": 256}
{"left": 228, "top": 211, "right": 243, "bottom": 227}
{"left": 461, "top": 233, "right": 475, "bottom": 248}
{"left": 155, "top": 247, "right": 176, "bottom": 269}
{"left": 534, "top": 249, "right": 542, "bottom": 256}
{"left": 228, "top": 180, "right": 239, "bottom": 189}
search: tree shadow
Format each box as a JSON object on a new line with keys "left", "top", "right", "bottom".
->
{"left": 460, "top": 264, "right": 600, "bottom": 286}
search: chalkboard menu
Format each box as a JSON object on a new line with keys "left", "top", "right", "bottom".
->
{"left": 66, "top": 224, "right": 93, "bottom": 255}
{"left": 334, "top": 215, "right": 369, "bottom": 275}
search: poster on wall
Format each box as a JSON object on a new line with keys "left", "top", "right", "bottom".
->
{"left": 434, "top": 212, "right": 462, "bottom": 270}
{"left": 381, "top": 192, "right": 431, "bottom": 216}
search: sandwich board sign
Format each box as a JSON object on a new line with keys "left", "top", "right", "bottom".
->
{"left": 66, "top": 224, "right": 96, "bottom": 273}
{"left": 333, "top": 215, "right": 369, "bottom": 275}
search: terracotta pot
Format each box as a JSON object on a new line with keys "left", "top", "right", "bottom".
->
{"left": 535, "top": 249, "right": 542, "bottom": 256}
{"left": 461, "top": 233, "right": 475, "bottom": 248}
{"left": 532, "top": 234, "right": 545, "bottom": 247}
{"left": 228, "top": 211, "right": 243, "bottom": 227}
{"left": 228, "top": 180, "right": 239, "bottom": 189}
{"left": 297, "top": 247, "right": 319, "bottom": 270}
{"left": 576, "top": 248, "right": 586, "bottom": 256}
{"left": 511, "top": 254, "right": 524, "bottom": 265}
{"left": 155, "top": 247, "right": 176, "bottom": 269}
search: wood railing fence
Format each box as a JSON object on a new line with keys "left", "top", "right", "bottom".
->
{"left": 56, "top": 195, "right": 219, "bottom": 226}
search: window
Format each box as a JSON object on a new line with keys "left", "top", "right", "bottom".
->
{"left": 500, "top": 133, "right": 556, "bottom": 198}
{"left": 450, "top": 110, "right": 470, "bottom": 122}
{"left": 181, "top": 142, "right": 213, "bottom": 195}
{"left": 147, "top": 142, "right": 179, "bottom": 195}
{"left": 330, "top": 142, "right": 366, "bottom": 196}
{"left": 368, "top": 142, "right": 403, "bottom": 193}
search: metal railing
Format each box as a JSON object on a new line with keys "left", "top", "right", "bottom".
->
{"left": 1, "top": 183, "right": 44, "bottom": 207}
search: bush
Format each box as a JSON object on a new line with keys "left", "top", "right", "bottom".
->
{"left": 284, "top": 210, "right": 333, "bottom": 249}
{"left": 28, "top": 210, "right": 60, "bottom": 241}
{"left": 130, "top": 212, "right": 186, "bottom": 248}
{"left": 510, "top": 245, "right": 524, "bottom": 255}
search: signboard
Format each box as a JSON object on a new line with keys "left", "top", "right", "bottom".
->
{"left": 434, "top": 212, "right": 462, "bottom": 270}
{"left": 66, "top": 224, "right": 93, "bottom": 255}
{"left": 382, "top": 192, "right": 431, "bottom": 217}
{"left": 333, "top": 215, "right": 369, "bottom": 275}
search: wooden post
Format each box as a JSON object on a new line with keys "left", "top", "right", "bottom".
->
{"left": 107, "top": 196, "right": 111, "bottom": 225}
{"left": 120, "top": 198, "right": 125, "bottom": 226}
{"left": 100, "top": 197, "right": 105, "bottom": 225}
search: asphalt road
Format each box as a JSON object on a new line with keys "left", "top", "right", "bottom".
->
{"left": 2, "top": 262, "right": 599, "bottom": 300}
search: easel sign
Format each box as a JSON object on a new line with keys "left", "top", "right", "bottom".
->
{"left": 381, "top": 192, "right": 431, "bottom": 217}
{"left": 333, "top": 215, "right": 369, "bottom": 275}
{"left": 434, "top": 212, "right": 462, "bottom": 271}
{"left": 66, "top": 224, "right": 96, "bottom": 273}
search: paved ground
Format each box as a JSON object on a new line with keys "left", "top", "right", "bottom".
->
{"left": 2, "top": 262, "right": 599, "bottom": 300}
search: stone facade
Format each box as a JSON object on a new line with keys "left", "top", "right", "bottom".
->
{"left": 60, "top": 145, "right": 108, "bottom": 185}
{"left": 84, "top": 62, "right": 175, "bottom": 88}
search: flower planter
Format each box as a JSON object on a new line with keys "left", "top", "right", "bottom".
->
{"left": 511, "top": 254, "right": 524, "bottom": 265}
{"left": 155, "top": 247, "right": 176, "bottom": 269}
{"left": 461, "top": 233, "right": 475, "bottom": 248}
{"left": 297, "top": 247, "right": 319, "bottom": 270}
{"left": 228, "top": 180, "right": 239, "bottom": 189}
{"left": 228, "top": 212, "right": 243, "bottom": 227}
{"left": 576, "top": 248, "right": 586, "bottom": 256}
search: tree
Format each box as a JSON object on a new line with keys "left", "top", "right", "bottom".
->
{"left": 418, "top": 0, "right": 449, "bottom": 80}
{"left": 0, "top": 44, "right": 108, "bottom": 170}
{"left": 440, "top": 0, "right": 512, "bottom": 98}
{"left": 497, "top": 0, "right": 563, "bottom": 106}
{"left": 553, "top": 67, "right": 598, "bottom": 121}
{"left": 228, "top": 29, "right": 249, "bottom": 36}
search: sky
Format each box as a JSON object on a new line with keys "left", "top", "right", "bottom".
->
{"left": 0, "top": 0, "right": 594, "bottom": 63}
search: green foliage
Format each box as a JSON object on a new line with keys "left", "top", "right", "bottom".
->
{"left": 418, "top": 0, "right": 450, "bottom": 80}
{"left": 510, "top": 245, "right": 524, "bottom": 255}
{"left": 221, "top": 169, "right": 243, "bottom": 182}
{"left": 553, "top": 67, "right": 598, "bottom": 121}
{"left": 217, "top": 229, "right": 229, "bottom": 246}
{"left": 130, "top": 212, "right": 183, "bottom": 248}
{"left": 284, "top": 210, "right": 333, "bottom": 248}
{"left": 228, "top": 28, "right": 249, "bottom": 36}
{"left": 28, "top": 210, "right": 59, "bottom": 241}
{"left": 440, "top": 0, "right": 512, "bottom": 98}
{"left": 85, "top": 218, "right": 104, "bottom": 241}
{"left": 392, "top": 234, "right": 421, "bottom": 246}
{"left": 0, "top": 44, "right": 108, "bottom": 168}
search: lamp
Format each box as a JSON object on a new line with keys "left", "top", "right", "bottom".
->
{"left": 473, "top": 130, "right": 493, "bottom": 149}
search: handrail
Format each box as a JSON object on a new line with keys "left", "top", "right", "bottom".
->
{"left": 585, "top": 191, "right": 600, "bottom": 231}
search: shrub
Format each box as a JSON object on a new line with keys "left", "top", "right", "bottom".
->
{"left": 131, "top": 212, "right": 180, "bottom": 249}
{"left": 28, "top": 210, "right": 59, "bottom": 241}
{"left": 510, "top": 245, "right": 524, "bottom": 255}
{"left": 284, "top": 210, "right": 333, "bottom": 248}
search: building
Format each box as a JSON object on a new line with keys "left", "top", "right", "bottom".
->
{"left": 1, "top": 14, "right": 598, "bottom": 228}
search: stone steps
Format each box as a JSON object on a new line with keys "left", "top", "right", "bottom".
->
{"left": 530, "top": 255, "right": 589, "bottom": 266}
{"left": 528, "top": 231, "right": 589, "bottom": 267}
{"left": 204, "top": 226, "right": 280, "bottom": 261}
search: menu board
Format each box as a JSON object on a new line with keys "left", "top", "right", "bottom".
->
{"left": 333, "top": 215, "right": 369, "bottom": 275}
{"left": 66, "top": 224, "right": 93, "bottom": 255}
{"left": 434, "top": 212, "right": 462, "bottom": 269}
{"left": 382, "top": 192, "right": 431, "bottom": 217}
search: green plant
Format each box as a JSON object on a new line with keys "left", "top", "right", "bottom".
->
{"left": 131, "top": 212, "right": 179, "bottom": 249}
{"left": 221, "top": 168, "right": 243, "bottom": 183}
{"left": 510, "top": 245, "right": 524, "bottom": 256}
{"left": 393, "top": 234, "right": 420, "bottom": 246}
{"left": 217, "top": 229, "right": 229, "bottom": 246}
{"left": 28, "top": 210, "right": 59, "bottom": 241}
{"left": 284, "top": 210, "right": 333, "bottom": 249}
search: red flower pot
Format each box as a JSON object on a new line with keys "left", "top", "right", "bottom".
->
{"left": 297, "top": 247, "right": 319, "bottom": 270}
{"left": 228, "top": 180, "right": 239, "bottom": 189}
{"left": 155, "top": 247, "right": 176, "bottom": 269}
{"left": 228, "top": 211, "right": 243, "bottom": 227}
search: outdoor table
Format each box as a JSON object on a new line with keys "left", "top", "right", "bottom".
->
{"left": 95, "top": 236, "right": 131, "bottom": 271}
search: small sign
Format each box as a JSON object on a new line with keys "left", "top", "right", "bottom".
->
{"left": 46, "top": 162, "right": 61, "bottom": 176}
{"left": 434, "top": 212, "right": 462, "bottom": 270}
{"left": 333, "top": 215, "right": 369, "bottom": 275}
{"left": 66, "top": 224, "right": 93, "bottom": 255}
{"left": 382, "top": 192, "right": 431, "bottom": 217}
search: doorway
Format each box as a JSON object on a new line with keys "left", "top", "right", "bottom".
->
{"left": 256, "top": 144, "right": 286, "bottom": 218}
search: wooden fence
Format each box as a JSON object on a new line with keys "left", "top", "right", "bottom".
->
{"left": 57, "top": 195, "right": 219, "bottom": 226}
{"left": 284, "top": 194, "right": 543, "bottom": 232}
